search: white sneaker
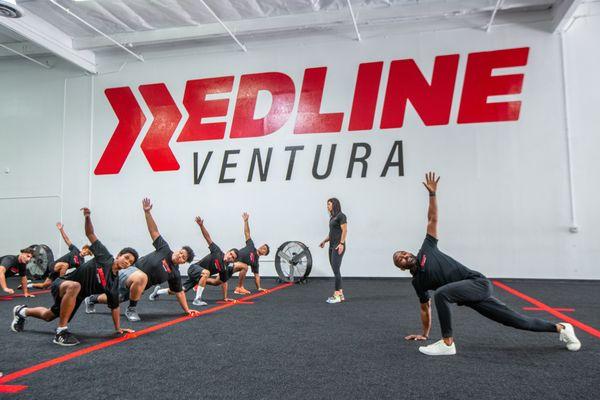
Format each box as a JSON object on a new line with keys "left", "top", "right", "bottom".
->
{"left": 559, "top": 323, "right": 581, "bottom": 351}
{"left": 419, "top": 339, "right": 457, "bottom": 356}
{"left": 326, "top": 295, "right": 342, "bottom": 304}
{"left": 149, "top": 285, "right": 161, "bottom": 301}
{"left": 192, "top": 299, "right": 207, "bottom": 306}
{"left": 84, "top": 296, "right": 96, "bottom": 314}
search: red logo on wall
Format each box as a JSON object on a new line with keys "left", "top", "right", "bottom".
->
{"left": 95, "top": 47, "right": 529, "bottom": 175}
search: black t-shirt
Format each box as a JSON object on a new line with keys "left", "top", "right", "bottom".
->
{"left": 329, "top": 212, "right": 347, "bottom": 248}
{"left": 192, "top": 242, "right": 229, "bottom": 282}
{"left": 237, "top": 239, "right": 259, "bottom": 270}
{"left": 411, "top": 235, "right": 485, "bottom": 303}
{"left": 136, "top": 236, "right": 182, "bottom": 292}
{"left": 62, "top": 240, "right": 120, "bottom": 309}
{"left": 0, "top": 255, "right": 27, "bottom": 278}
{"left": 54, "top": 244, "right": 86, "bottom": 270}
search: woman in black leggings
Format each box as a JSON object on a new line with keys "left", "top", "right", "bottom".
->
{"left": 319, "top": 198, "right": 347, "bottom": 304}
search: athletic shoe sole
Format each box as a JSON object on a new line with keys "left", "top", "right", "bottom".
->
{"left": 11, "top": 305, "right": 26, "bottom": 332}
{"left": 53, "top": 338, "right": 79, "bottom": 346}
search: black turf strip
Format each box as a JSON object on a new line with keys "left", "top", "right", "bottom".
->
{"left": 1, "top": 277, "right": 599, "bottom": 400}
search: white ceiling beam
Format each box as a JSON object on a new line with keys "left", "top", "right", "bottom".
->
{"left": 0, "top": 11, "right": 97, "bottom": 73}
{"left": 551, "top": 0, "right": 584, "bottom": 33}
{"left": 72, "top": 0, "right": 554, "bottom": 50}
{"left": 48, "top": 0, "right": 144, "bottom": 62}
{"left": 0, "top": 42, "right": 50, "bottom": 68}
{"left": 0, "top": 41, "right": 47, "bottom": 57}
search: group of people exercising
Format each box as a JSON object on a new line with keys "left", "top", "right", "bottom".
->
{"left": 2, "top": 171, "right": 582, "bottom": 355}
{"left": 4, "top": 199, "right": 269, "bottom": 346}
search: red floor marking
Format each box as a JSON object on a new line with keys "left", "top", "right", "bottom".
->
{"left": 523, "top": 307, "right": 575, "bottom": 312}
{"left": 0, "top": 290, "right": 50, "bottom": 300}
{"left": 216, "top": 300, "right": 254, "bottom": 304}
{"left": 0, "top": 385, "right": 28, "bottom": 393}
{"left": 493, "top": 280, "right": 600, "bottom": 339}
{"left": 0, "top": 282, "right": 293, "bottom": 386}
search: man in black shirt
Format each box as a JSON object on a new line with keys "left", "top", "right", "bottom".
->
{"left": 85, "top": 198, "right": 198, "bottom": 321}
{"left": 151, "top": 216, "right": 239, "bottom": 306}
{"left": 393, "top": 172, "right": 581, "bottom": 356}
{"left": 0, "top": 247, "right": 35, "bottom": 297}
{"left": 28, "top": 222, "right": 91, "bottom": 290}
{"left": 234, "top": 213, "right": 270, "bottom": 294}
{"left": 10, "top": 208, "right": 138, "bottom": 346}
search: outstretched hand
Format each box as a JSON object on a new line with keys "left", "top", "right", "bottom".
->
{"left": 56, "top": 222, "right": 64, "bottom": 230}
{"left": 142, "top": 198, "right": 153, "bottom": 212}
{"left": 422, "top": 171, "right": 440, "bottom": 194}
{"left": 242, "top": 212, "right": 249, "bottom": 222}
{"left": 405, "top": 334, "right": 428, "bottom": 341}
{"left": 80, "top": 207, "right": 91, "bottom": 217}
{"left": 195, "top": 216, "right": 204, "bottom": 227}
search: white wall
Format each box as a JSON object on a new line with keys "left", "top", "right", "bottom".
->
{"left": 1, "top": 17, "right": 598, "bottom": 279}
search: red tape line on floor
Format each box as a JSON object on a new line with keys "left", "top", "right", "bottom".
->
{"left": 0, "top": 385, "right": 28, "bottom": 393}
{"left": 493, "top": 280, "right": 600, "bottom": 339}
{"left": 523, "top": 307, "right": 575, "bottom": 312}
{"left": 0, "top": 290, "right": 50, "bottom": 300}
{"left": 0, "top": 282, "right": 293, "bottom": 385}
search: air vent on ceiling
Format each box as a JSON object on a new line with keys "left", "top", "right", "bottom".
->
{"left": 0, "top": 0, "right": 22, "bottom": 18}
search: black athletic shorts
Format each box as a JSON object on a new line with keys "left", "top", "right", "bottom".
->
{"left": 50, "top": 279, "right": 83, "bottom": 321}
{"left": 182, "top": 264, "right": 204, "bottom": 292}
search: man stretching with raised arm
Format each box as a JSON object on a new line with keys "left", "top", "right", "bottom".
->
{"left": 85, "top": 198, "right": 198, "bottom": 321}
{"left": 234, "top": 213, "right": 270, "bottom": 294}
{"left": 0, "top": 247, "right": 34, "bottom": 297}
{"left": 393, "top": 172, "right": 581, "bottom": 356}
{"left": 152, "top": 216, "right": 239, "bottom": 306}
{"left": 11, "top": 208, "right": 138, "bottom": 346}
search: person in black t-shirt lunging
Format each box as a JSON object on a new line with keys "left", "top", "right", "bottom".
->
{"left": 234, "top": 212, "right": 270, "bottom": 294}
{"left": 86, "top": 198, "right": 199, "bottom": 322}
{"left": 28, "top": 222, "right": 91, "bottom": 290}
{"left": 0, "top": 247, "right": 35, "bottom": 297}
{"left": 393, "top": 172, "right": 581, "bottom": 356}
{"left": 11, "top": 207, "right": 138, "bottom": 346}
{"left": 160, "top": 216, "right": 239, "bottom": 306}
{"left": 319, "top": 198, "right": 347, "bottom": 304}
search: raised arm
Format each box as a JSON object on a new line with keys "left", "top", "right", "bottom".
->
{"left": 142, "top": 198, "right": 160, "bottom": 241}
{"left": 242, "top": 212, "right": 251, "bottom": 241}
{"left": 422, "top": 172, "right": 440, "bottom": 239}
{"left": 81, "top": 208, "right": 98, "bottom": 244}
{"left": 56, "top": 223, "right": 73, "bottom": 247}
{"left": 195, "top": 216, "right": 213, "bottom": 246}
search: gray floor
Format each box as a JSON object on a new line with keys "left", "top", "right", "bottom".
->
{"left": 1, "top": 277, "right": 599, "bottom": 399}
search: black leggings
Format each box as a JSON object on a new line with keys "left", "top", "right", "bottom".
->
{"left": 328, "top": 246, "right": 345, "bottom": 291}
{"left": 434, "top": 278, "right": 557, "bottom": 338}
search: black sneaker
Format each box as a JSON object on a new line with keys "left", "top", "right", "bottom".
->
{"left": 11, "top": 305, "right": 27, "bottom": 332}
{"left": 53, "top": 330, "right": 80, "bottom": 346}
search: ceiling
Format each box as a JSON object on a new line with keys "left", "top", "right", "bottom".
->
{"left": 0, "top": 0, "right": 598, "bottom": 73}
